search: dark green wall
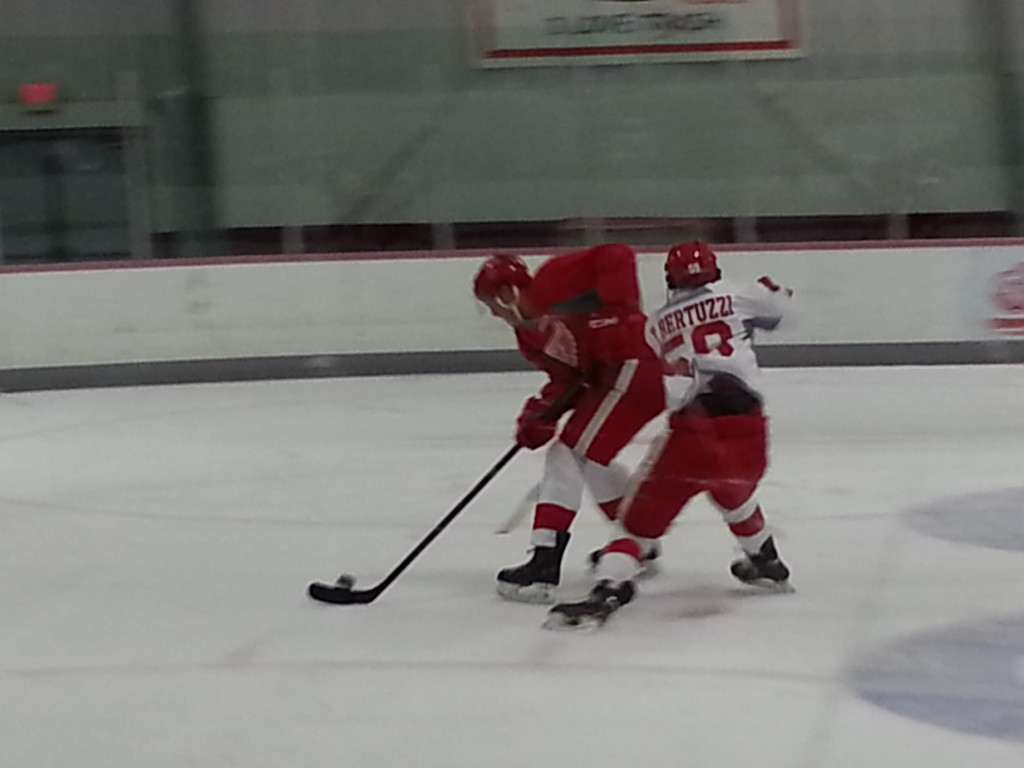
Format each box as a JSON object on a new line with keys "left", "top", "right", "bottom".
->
{"left": 1, "top": 0, "right": 1022, "bottom": 237}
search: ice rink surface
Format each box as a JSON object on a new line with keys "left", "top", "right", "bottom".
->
{"left": 2, "top": 365, "right": 1023, "bottom": 767}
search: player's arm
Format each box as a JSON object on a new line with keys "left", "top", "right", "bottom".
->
{"left": 512, "top": 335, "right": 585, "bottom": 450}
{"left": 739, "top": 276, "right": 797, "bottom": 333}
{"left": 517, "top": 335, "right": 580, "bottom": 400}
{"left": 514, "top": 350, "right": 589, "bottom": 449}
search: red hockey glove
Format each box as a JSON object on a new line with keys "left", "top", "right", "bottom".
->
{"left": 758, "top": 276, "right": 793, "bottom": 297}
{"left": 516, "top": 397, "right": 558, "bottom": 450}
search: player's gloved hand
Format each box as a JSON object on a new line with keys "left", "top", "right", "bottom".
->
{"left": 758, "top": 276, "right": 793, "bottom": 297}
{"left": 516, "top": 397, "right": 557, "bottom": 449}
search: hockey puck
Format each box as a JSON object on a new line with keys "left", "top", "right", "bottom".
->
{"left": 335, "top": 574, "right": 356, "bottom": 589}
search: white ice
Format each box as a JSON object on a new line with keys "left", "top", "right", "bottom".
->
{"left": 2, "top": 365, "right": 1023, "bottom": 768}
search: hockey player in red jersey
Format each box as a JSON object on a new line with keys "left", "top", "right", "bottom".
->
{"left": 545, "top": 241, "right": 794, "bottom": 629}
{"left": 473, "top": 243, "right": 666, "bottom": 603}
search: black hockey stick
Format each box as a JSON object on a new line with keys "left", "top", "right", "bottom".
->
{"left": 307, "top": 370, "right": 592, "bottom": 606}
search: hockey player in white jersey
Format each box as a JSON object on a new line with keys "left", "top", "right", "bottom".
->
{"left": 546, "top": 240, "right": 794, "bottom": 630}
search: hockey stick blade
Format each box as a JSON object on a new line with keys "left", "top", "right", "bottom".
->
{"left": 542, "top": 611, "right": 608, "bottom": 632}
{"left": 307, "top": 580, "right": 382, "bottom": 605}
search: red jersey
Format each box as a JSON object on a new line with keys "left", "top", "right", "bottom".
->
{"left": 513, "top": 244, "right": 657, "bottom": 398}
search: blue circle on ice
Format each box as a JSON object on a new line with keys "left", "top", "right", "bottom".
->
{"left": 906, "top": 487, "right": 1024, "bottom": 552}
{"left": 847, "top": 615, "right": 1024, "bottom": 742}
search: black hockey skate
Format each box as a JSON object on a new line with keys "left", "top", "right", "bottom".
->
{"left": 587, "top": 542, "right": 661, "bottom": 579}
{"left": 543, "top": 579, "right": 636, "bottom": 631}
{"left": 497, "top": 531, "right": 570, "bottom": 604}
{"left": 730, "top": 537, "right": 793, "bottom": 592}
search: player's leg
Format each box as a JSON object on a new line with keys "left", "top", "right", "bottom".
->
{"left": 496, "top": 440, "right": 584, "bottom": 603}
{"left": 498, "top": 357, "right": 660, "bottom": 604}
{"left": 706, "top": 413, "right": 792, "bottom": 590}
{"left": 581, "top": 457, "right": 633, "bottom": 522}
{"left": 559, "top": 358, "right": 664, "bottom": 470}
{"left": 582, "top": 458, "right": 662, "bottom": 576}
{"left": 545, "top": 428, "right": 698, "bottom": 629}
{"left": 560, "top": 358, "right": 665, "bottom": 569}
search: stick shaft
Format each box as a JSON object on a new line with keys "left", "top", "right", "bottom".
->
{"left": 363, "top": 443, "right": 522, "bottom": 596}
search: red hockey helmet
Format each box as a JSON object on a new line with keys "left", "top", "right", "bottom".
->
{"left": 665, "top": 241, "right": 721, "bottom": 288}
{"left": 473, "top": 253, "right": 531, "bottom": 301}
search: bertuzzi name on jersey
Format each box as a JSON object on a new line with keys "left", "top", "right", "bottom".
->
{"left": 652, "top": 289, "right": 741, "bottom": 362}
{"left": 656, "top": 295, "right": 735, "bottom": 336}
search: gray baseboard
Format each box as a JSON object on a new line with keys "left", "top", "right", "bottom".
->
{"left": 1, "top": 342, "right": 1022, "bottom": 393}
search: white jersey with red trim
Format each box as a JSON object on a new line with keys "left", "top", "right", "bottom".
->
{"left": 645, "top": 276, "right": 793, "bottom": 412}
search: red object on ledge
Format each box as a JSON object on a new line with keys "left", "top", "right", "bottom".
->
{"left": 17, "top": 82, "right": 60, "bottom": 110}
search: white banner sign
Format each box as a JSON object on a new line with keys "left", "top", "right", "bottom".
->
{"left": 469, "top": 0, "right": 802, "bottom": 67}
